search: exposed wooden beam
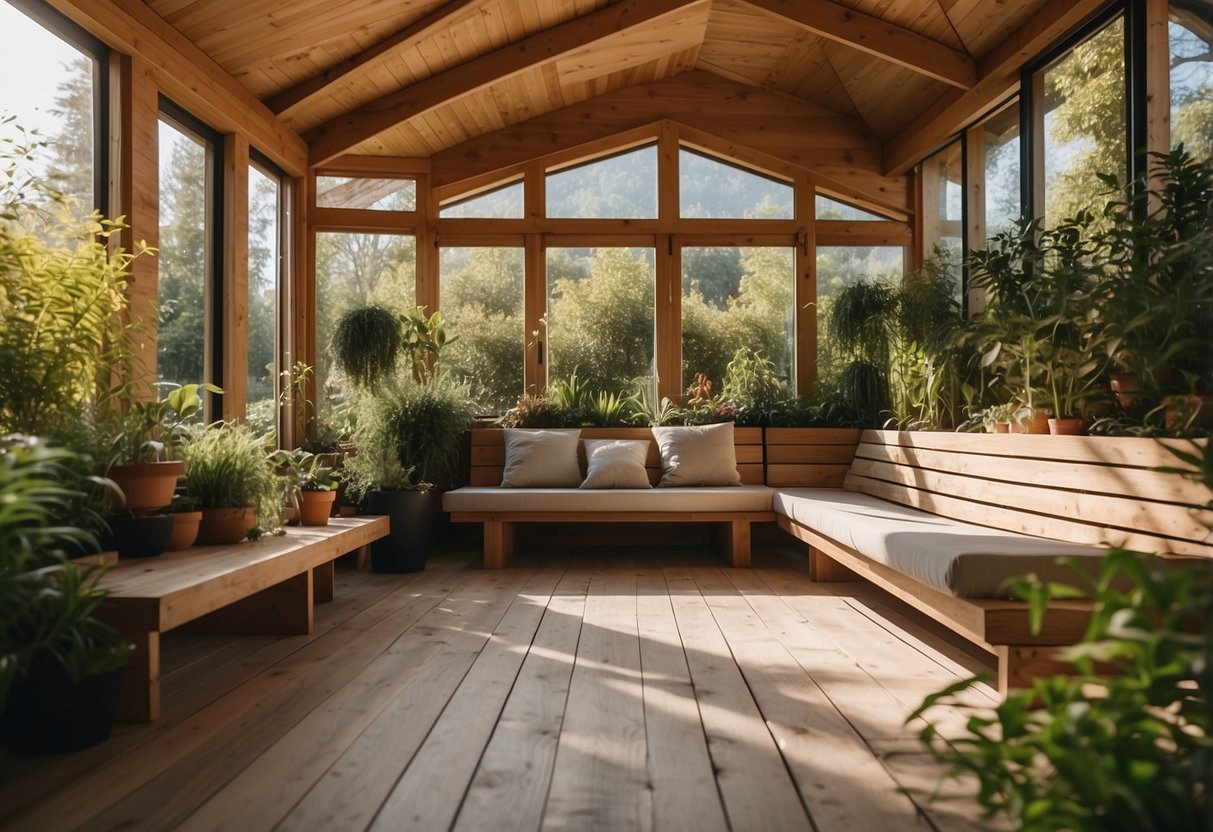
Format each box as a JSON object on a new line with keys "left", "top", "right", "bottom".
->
{"left": 882, "top": 0, "right": 1110, "bottom": 176}
{"left": 429, "top": 72, "right": 912, "bottom": 216}
{"left": 738, "top": 0, "right": 976, "bottom": 90}
{"left": 45, "top": 0, "right": 307, "bottom": 176}
{"left": 304, "top": 0, "right": 708, "bottom": 166}
{"left": 266, "top": 0, "right": 481, "bottom": 119}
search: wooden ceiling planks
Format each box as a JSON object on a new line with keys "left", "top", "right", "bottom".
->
{"left": 823, "top": 41, "right": 951, "bottom": 139}
{"left": 941, "top": 0, "right": 1053, "bottom": 60}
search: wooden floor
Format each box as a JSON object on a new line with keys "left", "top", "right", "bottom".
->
{"left": 0, "top": 539, "right": 1007, "bottom": 831}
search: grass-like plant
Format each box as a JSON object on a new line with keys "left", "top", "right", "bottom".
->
{"left": 179, "top": 423, "right": 277, "bottom": 521}
{"left": 909, "top": 438, "right": 1213, "bottom": 830}
{"left": 330, "top": 305, "right": 402, "bottom": 388}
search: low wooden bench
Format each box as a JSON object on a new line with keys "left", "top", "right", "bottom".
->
{"left": 97, "top": 516, "right": 389, "bottom": 721}
{"left": 775, "top": 430, "right": 1212, "bottom": 693}
{"left": 446, "top": 427, "right": 772, "bottom": 568}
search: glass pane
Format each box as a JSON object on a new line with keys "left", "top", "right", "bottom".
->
{"left": 0, "top": 3, "right": 97, "bottom": 224}
{"left": 679, "top": 149, "right": 793, "bottom": 219}
{"left": 815, "top": 195, "right": 888, "bottom": 221}
{"left": 440, "top": 247, "right": 525, "bottom": 415}
{"left": 314, "top": 233, "right": 416, "bottom": 424}
{"left": 815, "top": 246, "right": 904, "bottom": 391}
{"left": 546, "top": 247, "right": 655, "bottom": 396}
{"left": 247, "top": 164, "right": 280, "bottom": 435}
{"left": 440, "top": 181, "right": 524, "bottom": 218}
{"left": 316, "top": 176, "right": 416, "bottom": 211}
{"left": 925, "top": 140, "right": 964, "bottom": 283}
{"left": 682, "top": 247, "right": 795, "bottom": 393}
{"left": 1040, "top": 16, "right": 1125, "bottom": 227}
{"left": 157, "top": 118, "right": 210, "bottom": 389}
{"left": 546, "top": 146, "right": 657, "bottom": 218}
{"left": 1170, "top": 2, "right": 1213, "bottom": 163}
{"left": 981, "top": 102, "right": 1021, "bottom": 240}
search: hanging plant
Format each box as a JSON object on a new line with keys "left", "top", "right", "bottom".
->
{"left": 330, "top": 305, "right": 403, "bottom": 388}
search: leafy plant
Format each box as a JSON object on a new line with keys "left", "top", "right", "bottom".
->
{"left": 721, "top": 347, "right": 795, "bottom": 427}
{"left": 400, "top": 306, "right": 456, "bottom": 386}
{"left": 909, "top": 436, "right": 1213, "bottom": 830}
{"left": 108, "top": 381, "right": 221, "bottom": 465}
{"left": 179, "top": 423, "right": 278, "bottom": 525}
{"left": 330, "top": 305, "right": 402, "bottom": 388}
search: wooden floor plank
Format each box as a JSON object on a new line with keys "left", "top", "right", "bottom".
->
{"left": 179, "top": 568, "right": 538, "bottom": 832}
{"left": 452, "top": 569, "right": 590, "bottom": 832}
{"left": 365, "top": 565, "right": 571, "bottom": 831}
{"left": 635, "top": 568, "right": 730, "bottom": 832}
{"left": 664, "top": 569, "right": 813, "bottom": 832}
{"left": 541, "top": 568, "right": 650, "bottom": 831}
{"left": 688, "top": 567, "right": 927, "bottom": 830}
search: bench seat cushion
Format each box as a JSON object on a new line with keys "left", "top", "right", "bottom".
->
{"left": 773, "top": 488, "right": 1106, "bottom": 599}
{"left": 444, "top": 485, "right": 774, "bottom": 513}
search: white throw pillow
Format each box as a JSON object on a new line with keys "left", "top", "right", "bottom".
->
{"left": 651, "top": 422, "right": 741, "bottom": 487}
{"left": 580, "top": 439, "right": 652, "bottom": 489}
{"left": 500, "top": 429, "right": 582, "bottom": 487}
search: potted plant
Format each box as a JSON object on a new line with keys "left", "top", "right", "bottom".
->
{"left": 0, "top": 435, "right": 131, "bottom": 755}
{"left": 344, "top": 378, "right": 475, "bottom": 571}
{"left": 166, "top": 492, "right": 202, "bottom": 551}
{"left": 179, "top": 423, "right": 278, "bottom": 545}
{"left": 330, "top": 305, "right": 403, "bottom": 389}
{"left": 272, "top": 449, "right": 343, "bottom": 527}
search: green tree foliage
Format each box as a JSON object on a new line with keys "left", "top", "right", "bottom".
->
{"left": 156, "top": 129, "right": 207, "bottom": 388}
{"left": 246, "top": 171, "right": 278, "bottom": 406}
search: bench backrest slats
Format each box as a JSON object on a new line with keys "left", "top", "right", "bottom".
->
{"left": 844, "top": 430, "right": 1213, "bottom": 559}
{"left": 764, "top": 427, "right": 862, "bottom": 486}
{"left": 468, "top": 427, "right": 765, "bottom": 486}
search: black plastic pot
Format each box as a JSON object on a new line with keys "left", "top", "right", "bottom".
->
{"left": 105, "top": 513, "right": 174, "bottom": 558}
{"left": 0, "top": 658, "right": 126, "bottom": 755}
{"left": 363, "top": 490, "right": 435, "bottom": 573}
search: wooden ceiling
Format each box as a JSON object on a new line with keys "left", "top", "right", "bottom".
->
{"left": 142, "top": 0, "right": 1057, "bottom": 169}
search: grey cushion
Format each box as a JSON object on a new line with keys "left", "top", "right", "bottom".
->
{"left": 651, "top": 422, "right": 741, "bottom": 487}
{"left": 444, "top": 485, "right": 774, "bottom": 513}
{"left": 773, "top": 488, "right": 1106, "bottom": 599}
{"left": 501, "top": 429, "right": 582, "bottom": 487}
{"left": 581, "top": 439, "right": 652, "bottom": 489}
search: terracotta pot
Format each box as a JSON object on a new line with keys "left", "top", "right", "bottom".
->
{"left": 283, "top": 505, "right": 300, "bottom": 526}
{"left": 1109, "top": 373, "right": 1139, "bottom": 410}
{"left": 1014, "top": 411, "right": 1051, "bottom": 434}
{"left": 1047, "top": 417, "right": 1085, "bottom": 436}
{"left": 167, "top": 510, "right": 203, "bottom": 551}
{"left": 107, "top": 461, "right": 185, "bottom": 515}
{"left": 299, "top": 490, "right": 337, "bottom": 526}
{"left": 992, "top": 422, "right": 1011, "bottom": 434}
{"left": 196, "top": 507, "right": 255, "bottom": 545}
{"left": 1163, "top": 394, "right": 1213, "bottom": 431}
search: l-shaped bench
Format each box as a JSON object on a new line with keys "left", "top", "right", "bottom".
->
{"left": 445, "top": 427, "right": 1211, "bottom": 692}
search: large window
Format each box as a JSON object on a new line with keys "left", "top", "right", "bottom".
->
{"left": 546, "top": 146, "right": 658, "bottom": 219}
{"left": 0, "top": 1, "right": 103, "bottom": 226}
{"left": 546, "top": 247, "right": 655, "bottom": 396}
{"left": 1170, "top": 1, "right": 1213, "bottom": 162}
{"left": 314, "top": 233, "right": 416, "bottom": 419}
{"left": 157, "top": 110, "right": 218, "bottom": 391}
{"left": 316, "top": 176, "right": 415, "bottom": 211}
{"left": 978, "top": 102, "right": 1021, "bottom": 241}
{"left": 815, "top": 246, "right": 904, "bottom": 392}
{"left": 440, "top": 181, "right": 524, "bottom": 218}
{"left": 440, "top": 246, "right": 525, "bottom": 414}
{"left": 246, "top": 161, "right": 282, "bottom": 432}
{"left": 1035, "top": 16, "right": 1126, "bottom": 226}
{"left": 682, "top": 246, "right": 795, "bottom": 391}
{"left": 922, "top": 140, "right": 963, "bottom": 275}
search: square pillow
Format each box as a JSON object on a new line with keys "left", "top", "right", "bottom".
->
{"left": 580, "top": 439, "right": 652, "bottom": 489}
{"left": 500, "top": 429, "right": 582, "bottom": 487}
{"left": 651, "top": 422, "right": 741, "bottom": 487}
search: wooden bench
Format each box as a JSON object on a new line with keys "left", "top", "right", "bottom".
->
{"left": 96, "top": 516, "right": 389, "bottom": 721}
{"left": 775, "top": 430, "right": 1212, "bottom": 693}
{"left": 446, "top": 427, "right": 772, "bottom": 568}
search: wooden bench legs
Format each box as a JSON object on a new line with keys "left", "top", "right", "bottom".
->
{"left": 718, "top": 520, "right": 752, "bottom": 568}
{"left": 808, "top": 546, "right": 860, "bottom": 581}
{"left": 113, "top": 571, "right": 316, "bottom": 723}
{"left": 483, "top": 519, "right": 517, "bottom": 569}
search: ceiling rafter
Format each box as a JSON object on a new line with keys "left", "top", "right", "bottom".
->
{"left": 266, "top": 0, "right": 483, "bottom": 119}
{"left": 737, "top": 0, "right": 977, "bottom": 90}
{"left": 882, "top": 0, "right": 1109, "bottom": 176}
{"left": 304, "top": 0, "right": 709, "bottom": 166}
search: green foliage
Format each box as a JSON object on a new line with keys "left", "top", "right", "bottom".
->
{"left": 108, "top": 382, "right": 221, "bottom": 465}
{"left": 348, "top": 377, "right": 475, "bottom": 491}
{"left": 400, "top": 306, "right": 456, "bottom": 386}
{"left": 910, "top": 438, "right": 1213, "bottom": 830}
{"left": 330, "top": 305, "right": 402, "bottom": 388}
{"left": 721, "top": 347, "right": 796, "bottom": 427}
{"left": 0, "top": 133, "right": 146, "bottom": 443}
{"left": 180, "top": 423, "right": 278, "bottom": 527}
{"left": 0, "top": 435, "right": 129, "bottom": 715}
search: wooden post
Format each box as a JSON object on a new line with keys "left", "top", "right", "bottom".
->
{"left": 795, "top": 171, "right": 816, "bottom": 396}
{"left": 222, "top": 134, "right": 250, "bottom": 422}
{"left": 114, "top": 630, "right": 160, "bottom": 723}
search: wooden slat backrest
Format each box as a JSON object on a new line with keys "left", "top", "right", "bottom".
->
{"left": 844, "top": 430, "right": 1213, "bottom": 559}
{"left": 764, "top": 428, "right": 862, "bottom": 486}
{"left": 467, "top": 427, "right": 765, "bottom": 486}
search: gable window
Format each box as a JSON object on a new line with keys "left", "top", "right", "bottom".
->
{"left": 679, "top": 149, "right": 793, "bottom": 219}
{"left": 440, "top": 180, "right": 524, "bottom": 218}
{"left": 316, "top": 176, "right": 416, "bottom": 212}
{"left": 815, "top": 196, "right": 890, "bottom": 221}
{"left": 546, "top": 146, "right": 658, "bottom": 219}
